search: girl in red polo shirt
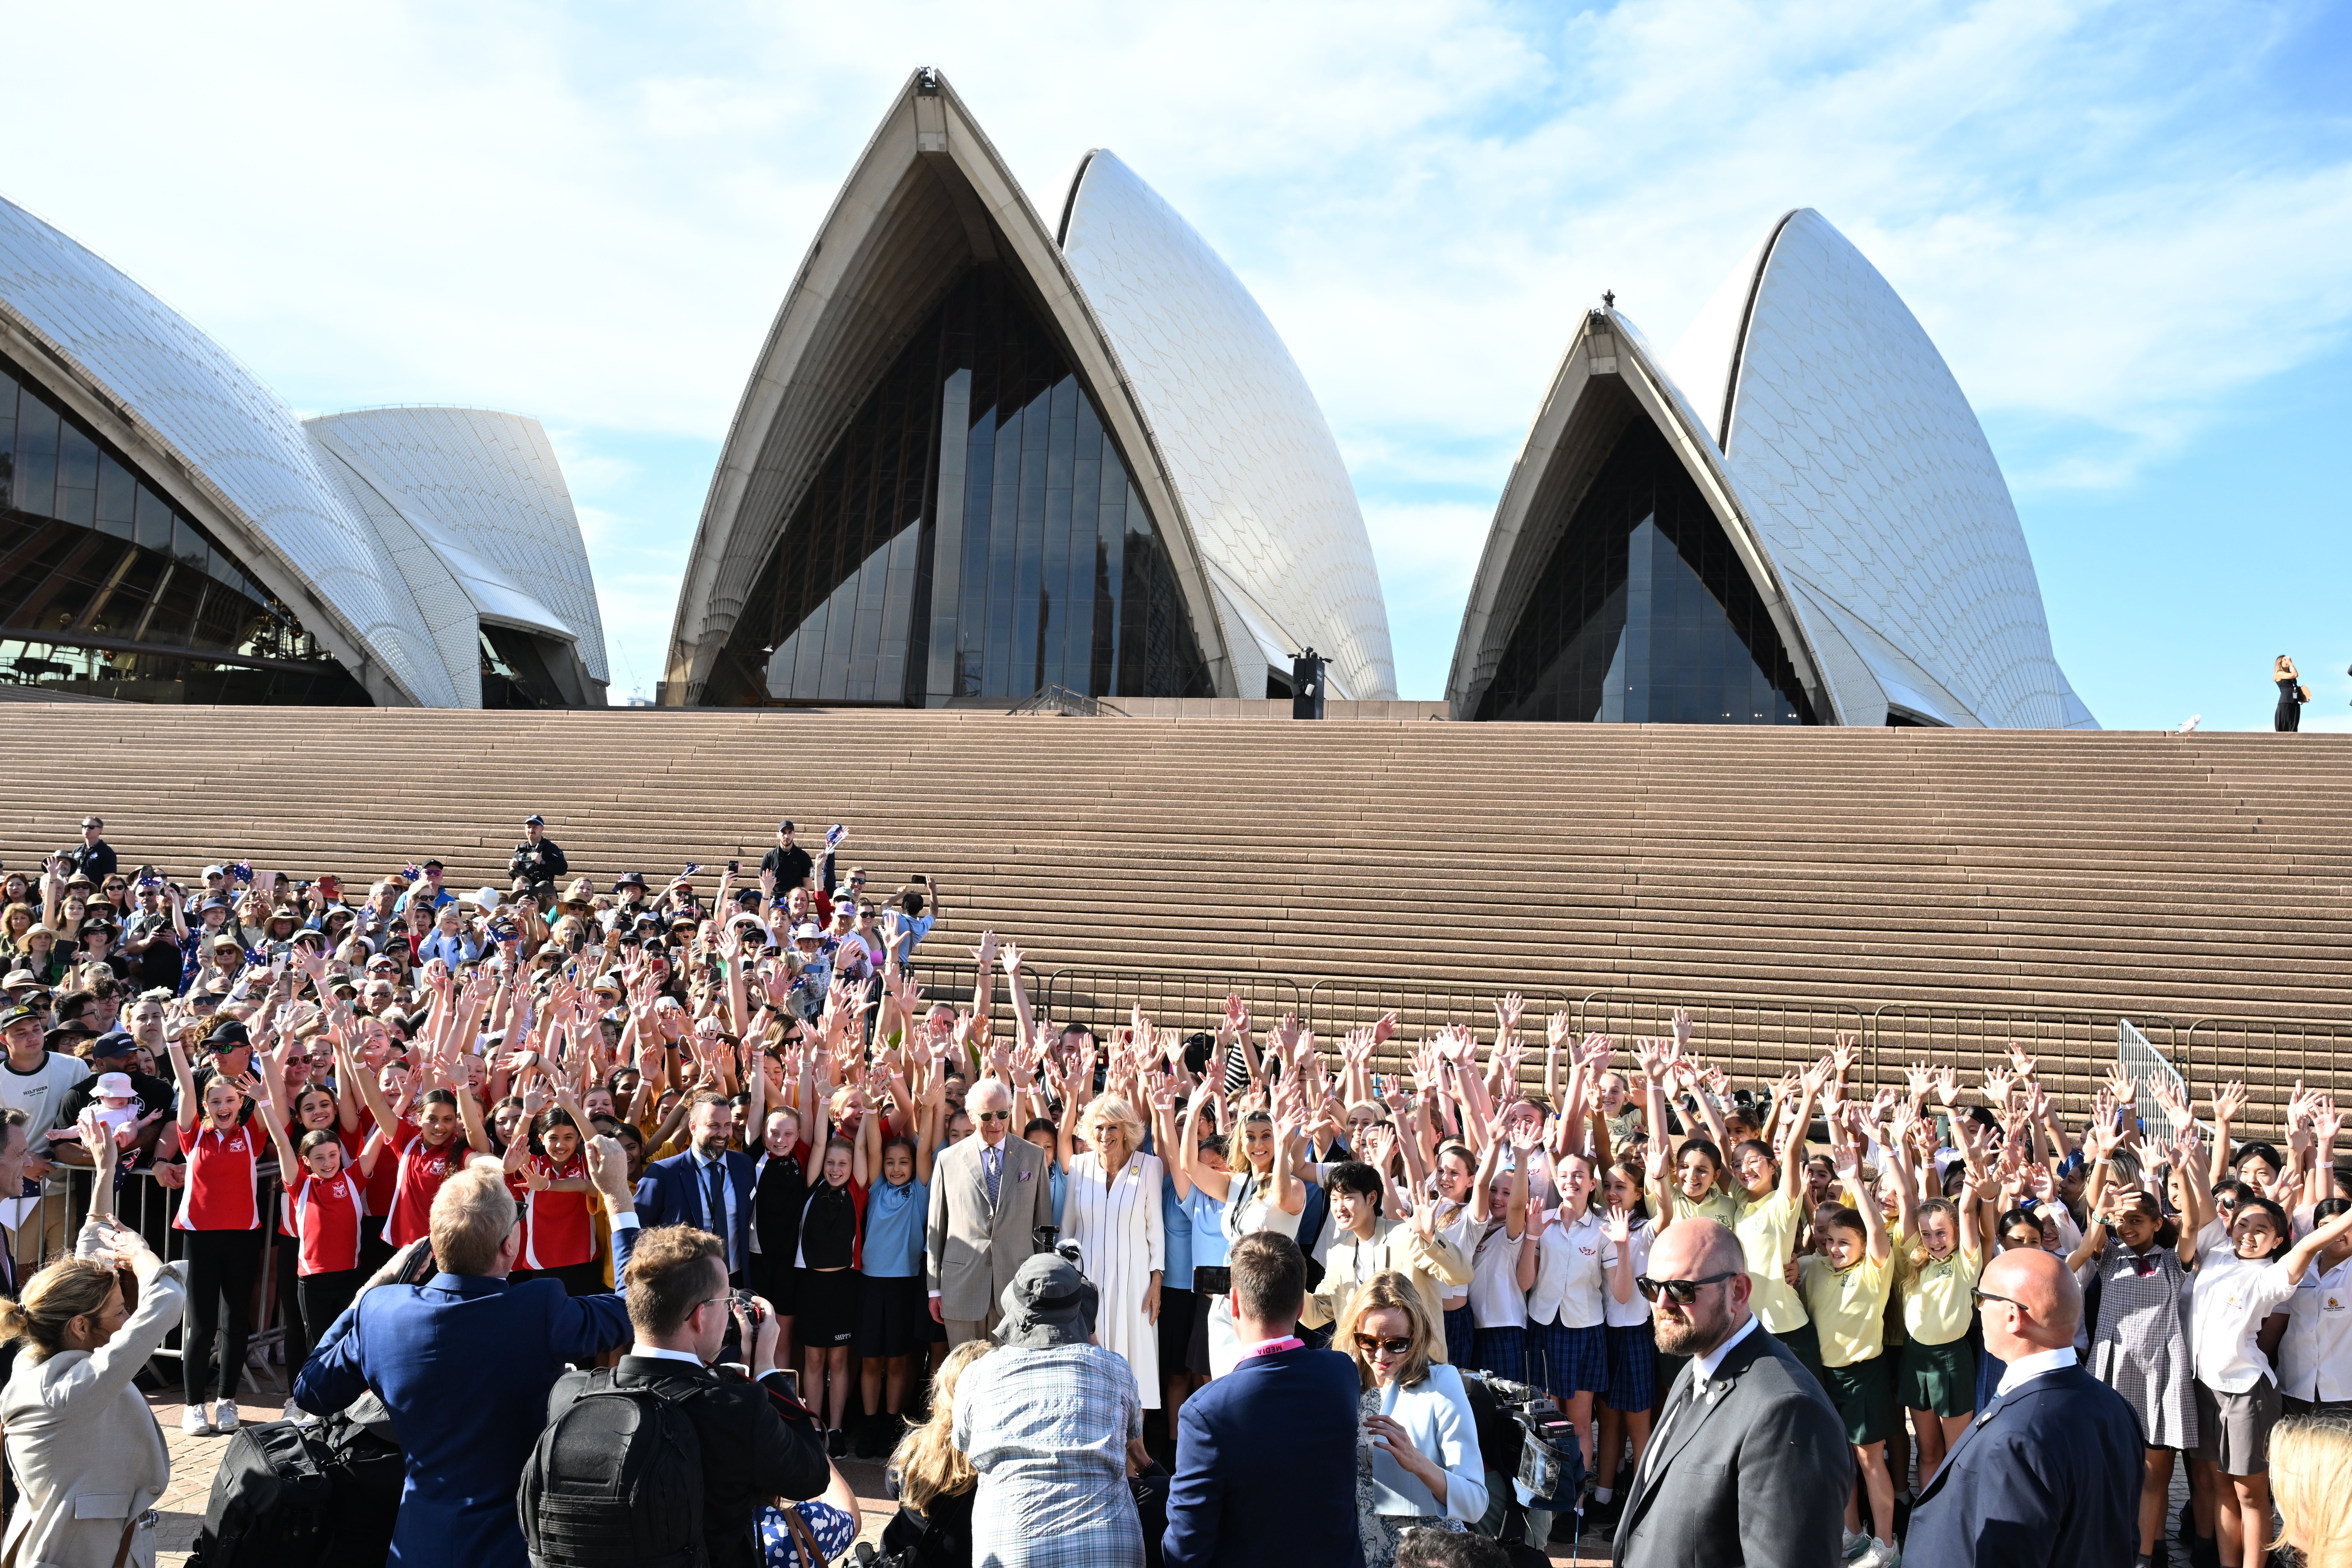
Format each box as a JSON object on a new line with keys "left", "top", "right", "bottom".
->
{"left": 254, "top": 1066, "right": 382, "bottom": 1377}
{"left": 164, "top": 1035, "right": 265, "bottom": 1436}
{"left": 504, "top": 1083, "right": 602, "bottom": 1294}
{"left": 349, "top": 1045, "right": 494, "bottom": 1247}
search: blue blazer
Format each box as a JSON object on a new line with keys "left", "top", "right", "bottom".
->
{"left": 636, "top": 1148, "right": 756, "bottom": 1275}
{"left": 293, "top": 1221, "right": 640, "bottom": 1568}
{"left": 1904, "top": 1362, "right": 2144, "bottom": 1568}
{"left": 1163, "top": 1344, "right": 1365, "bottom": 1568}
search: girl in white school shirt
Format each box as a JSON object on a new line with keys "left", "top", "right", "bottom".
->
{"left": 1519, "top": 1141, "right": 1609, "bottom": 1471}
{"left": 2183, "top": 1166, "right": 2352, "bottom": 1568}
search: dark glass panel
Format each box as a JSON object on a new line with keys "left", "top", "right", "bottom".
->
{"left": 13, "top": 395, "right": 57, "bottom": 519}
{"left": 705, "top": 261, "right": 1215, "bottom": 705}
{"left": 0, "top": 370, "right": 15, "bottom": 513}
{"left": 94, "top": 452, "right": 136, "bottom": 538}
{"left": 131, "top": 484, "right": 172, "bottom": 554}
{"left": 1474, "top": 418, "right": 1814, "bottom": 725}
{"left": 138, "top": 561, "right": 206, "bottom": 647}
{"left": 480, "top": 626, "right": 570, "bottom": 709}
{"left": 54, "top": 424, "right": 97, "bottom": 528}
{"left": 0, "top": 636, "right": 368, "bottom": 706}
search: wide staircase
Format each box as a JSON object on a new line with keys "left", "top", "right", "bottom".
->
{"left": 7, "top": 707, "right": 2348, "bottom": 1130}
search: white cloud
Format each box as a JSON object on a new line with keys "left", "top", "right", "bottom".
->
{"left": 3, "top": 1, "right": 2345, "bottom": 701}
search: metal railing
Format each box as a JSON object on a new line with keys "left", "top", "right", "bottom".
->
{"left": 1005, "top": 685, "right": 1122, "bottom": 718}
{"left": 1572, "top": 990, "right": 1868, "bottom": 1091}
{"left": 1305, "top": 979, "right": 1575, "bottom": 1079}
{"left": 21, "top": 1163, "right": 290, "bottom": 1390}
{"left": 1866, "top": 1003, "right": 2161, "bottom": 1130}
{"left": 1040, "top": 968, "right": 1303, "bottom": 1041}
{"left": 2178, "top": 1015, "right": 2351, "bottom": 1145}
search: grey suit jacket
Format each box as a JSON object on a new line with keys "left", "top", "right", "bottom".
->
{"left": 1612, "top": 1320, "right": 1848, "bottom": 1568}
{"left": 924, "top": 1132, "right": 1053, "bottom": 1320}
{"left": 0, "top": 1232, "right": 186, "bottom": 1568}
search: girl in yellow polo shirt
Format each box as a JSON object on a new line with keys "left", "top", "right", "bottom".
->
{"left": 1895, "top": 1178, "right": 1984, "bottom": 1487}
{"left": 1731, "top": 1064, "right": 1825, "bottom": 1384}
{"left": 1798, "top": 1132, "right": 1897, "bottom": 1559}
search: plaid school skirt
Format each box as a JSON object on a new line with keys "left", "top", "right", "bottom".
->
{"left": 1531, "top": 1318, "right": 1609, "bottom": 1399}
{"left": 1443, "top": 1303, "right": 1476, "bottom": 1369}
{"left": 1601, "top": 1323, "right": 1658, "bottom": 1412}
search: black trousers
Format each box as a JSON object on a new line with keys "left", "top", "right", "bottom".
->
{"left": 296, "top": 1267, "right": 364, "bottom": 1362}
{"left": 275, "top": 1232, "right": 307, "bottom": 1372}
{"left": 182, "top": 1227, "right": 262, "bottom": 1404}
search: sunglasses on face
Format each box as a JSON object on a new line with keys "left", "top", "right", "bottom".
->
{"left": 972, "top": 1110, "right": 1011, "bottom": 1123}
{"left": 1971, "top": 1287, "right": 2025, "bottom": 1309}
{"left": 1352, "top": 1334, "right": 1413, "bottom": 1357}
{"left": 1634, "top": 1270, "right": 1738, "bottom": 1304}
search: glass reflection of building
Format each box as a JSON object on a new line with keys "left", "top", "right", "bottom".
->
{"left": 1475, "top": 419, "right": 1815, "bottom": 725}
{"left": 703, "top": 264, "right": 1214, "bottom": 707}
{"left": 0, "top": 352, "right": 369, "bottom": 704}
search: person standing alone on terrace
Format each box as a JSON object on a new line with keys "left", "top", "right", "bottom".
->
{"left": 2275, "top": 655, "right": 2305, "bottom": 732}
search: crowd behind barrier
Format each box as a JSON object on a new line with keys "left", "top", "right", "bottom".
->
{"left": 0, "top": 814, "right": 2348, "bottom": 1568}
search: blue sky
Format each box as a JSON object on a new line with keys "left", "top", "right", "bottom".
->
{"left": 4, "top": 2, "right": 2349, "bottom": 727}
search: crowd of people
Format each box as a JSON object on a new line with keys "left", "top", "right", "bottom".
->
{"left": 0, "top": 812, "right": 2348, "bottom": 1568}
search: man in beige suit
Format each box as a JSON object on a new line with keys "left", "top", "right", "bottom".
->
{"left": 926, "top": 1078, "right": 1054, "bottom": 1344}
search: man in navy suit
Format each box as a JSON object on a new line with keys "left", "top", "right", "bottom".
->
{"left": 1164, "top": 1232, "right": 1364, "bottom": 1568}
{"left": 636, "top": 1091, "right": 755, "bottom": 1283}
{"left": 296, "top": 1137, "right": 644, "bottom": 1568}
{"left": 1905, "top": 1247, "right": 2143, "bottom": 1568}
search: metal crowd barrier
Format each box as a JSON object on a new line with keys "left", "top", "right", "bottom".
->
{"left": 1572, "top": 990, "right": 1869, "bottom": 1096}
{"left": 1040, "top": 968, "right": 1304, "bottom": 1046}
{"left": 2177, "top": 1014, "right": 2352, "bottom": 1147}
{"left": 1304, "top": 979, "right": 1575, "bottom": 1083}
{"left": 20, "top": 1162, "right": 289, "bottom": 1392}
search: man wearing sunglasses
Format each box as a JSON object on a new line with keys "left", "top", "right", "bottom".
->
{"left": 1612, "top": 1218, "right": 1845, "bottom": 1568}
{"left": 1904, "top": 1247, "right": 2140, "bottom": 1568}
{"left": 925, "top": 1078, "right": 1053, "bottom": 1346}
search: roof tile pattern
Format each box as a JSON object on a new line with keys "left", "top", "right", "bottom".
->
{"left": 0, "top": 195, "right": 456, "bottom": 706}
{"left": 1699, "top": 210, "right": 2083, "bottom": 729}
{"left": 1060, "top": 153, "right": 1395, "bottom": 700}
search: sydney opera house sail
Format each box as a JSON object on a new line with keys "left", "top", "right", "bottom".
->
{"left": 0, "top": 193, "right": 607, "bottom": 707}
{"left": 663, "top": 68, "right": 1396, "bottom": 707}
{"left": 1452, "top": 209, "right": 2092, "bottom": 730}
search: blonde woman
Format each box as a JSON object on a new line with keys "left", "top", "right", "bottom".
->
{"left": 2276, "top": 654, "right": 2305, "bottom": 732}
{"left": 2273, "top": 1412, "right": 2352, "bottom": 1568}
{"left": 1059, "top": 1093, "right": 1165, "bottom": 1409}
{"left": 0, "top": 1119, "right": 188, "bottom": 1568}
{"left": 1341, "top": 1271, "right": 1487, "bottom": 1565}
{"left": 882, "top": 1339, "right": 994, "bottom": 1566}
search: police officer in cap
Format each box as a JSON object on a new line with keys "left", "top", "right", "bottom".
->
{"left": 507, "top": 814, "right": 568, "bottom": 906}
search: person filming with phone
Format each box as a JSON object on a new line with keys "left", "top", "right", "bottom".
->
{"left": 533, "top": 1226, "right": 838, "bottom": 1568}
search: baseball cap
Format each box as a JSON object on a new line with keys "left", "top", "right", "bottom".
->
{"left": 779, "top": 820, "right": 796, "bottom": 833}
{"left": 0, "top": 1004, "right": 39, "bottom": 1031}
{"left": 206, "top": 1020, "right": 250, "bottom": 1048}
{"left": 89, "top": 1030, "right": 136, "bottom": 1059}
{"left": 524, "top": 814, "right": 545, "bottom": 827}
{"left": 203, "top": 865, "right": 226, "bottom": 878}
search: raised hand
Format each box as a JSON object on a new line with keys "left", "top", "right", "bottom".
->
{"left": 2006, "top": 1041, "right": 2038, "bottom": 1079}
{"left": 1982, "top": 1067, "right": 2017, "bottom": 1108}
{"left": 1493, "top": 992, "right": 1525, "bottom": 1038}
{"left": 2210, "top": 1080, "right": 2249, "bottom": 1126}
{"left": 1932, "top": 1065, "right": 1960, "bottom": 1106}
{"left": 1602, "top": 1203, "right": 1632, "bottom": 1246}
{"left": 1904, "top": 1061, "right": 1931, "bottom": 1100}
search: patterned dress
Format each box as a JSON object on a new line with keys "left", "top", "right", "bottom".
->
{"left": 1354, "top": 1384, "right": 1469, "bottom": 1567}
{"left": 2088, "top": 1237, "right": 2197, "bottom": 1450}
{"left": 1064, "top": 1150, "right": 1165, "bottom": 1409}
{"left": 953, "top": 1342, "right": 1146, "bottom": 1568}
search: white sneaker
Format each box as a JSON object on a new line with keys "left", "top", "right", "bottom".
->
{"left": 1842, "top": 1530, "right": 1872, "bottom": 1562}
{"left": 1860, "top": 1541, "right": 1902, "bottom": 1568}
{"left": 181, "top": 1405, "right": 212, "bottom": 1435}
{"left": 214, "top": 1399, "right": 239, "bottom": 1431}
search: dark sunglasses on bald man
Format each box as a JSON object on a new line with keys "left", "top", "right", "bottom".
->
{"left": 1634, "top": 1270, "right": 1738, "bottom": 1304}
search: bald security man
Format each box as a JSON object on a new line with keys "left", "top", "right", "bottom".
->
{"left": 1906, "top": 1246, "right": 2143, "bottom": 1568}
{"left": 1612, "top": 1218, "right": 1847, "bottom": 1568}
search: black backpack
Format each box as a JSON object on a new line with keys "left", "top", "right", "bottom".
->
{"left": 519, "top": 1369, "right": 707, "bottom": 1568}
{"left": 187, "top": 1395, "right": 410, "bottom": 1568}
{"left": 187, "top": 1421, "right": 335, "bottom": 1568}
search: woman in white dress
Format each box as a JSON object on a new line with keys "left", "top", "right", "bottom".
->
{"left": 1059, "top": 1094, "right": 1164, "bottom": 1409}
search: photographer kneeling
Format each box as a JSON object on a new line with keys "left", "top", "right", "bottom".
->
{"left": 531, "top": 1226, "right": 833, "bottom": 1568}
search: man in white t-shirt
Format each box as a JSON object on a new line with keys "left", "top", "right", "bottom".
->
{"left": 0, "top": 1003, "right": 92, "bottom": 1269}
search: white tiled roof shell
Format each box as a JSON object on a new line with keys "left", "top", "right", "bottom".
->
{"left": 0, "top": 195, "right": 456, "bottom": 707}
{"left": 1059, "top": 152, "right": 1397, "bottom": 701}
{"left": 1672, "top": 210, "right": 2086, "bottom": 729}
{"left": 304, "top": 407, "right": 609, "bottom": 685}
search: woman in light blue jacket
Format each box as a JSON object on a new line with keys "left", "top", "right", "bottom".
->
{"left": 1342, "top": 1270, "right": 1487, "bottom": 1565}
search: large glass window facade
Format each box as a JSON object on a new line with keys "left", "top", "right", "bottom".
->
{"left": 1475, "top": 419, "right": 1815, "bottom": 724}
{"left": 706, "top": 263, "right": 1213, "bottom": 706}
{"left": 0, "top": 353, "right": 369, "bottom": 705}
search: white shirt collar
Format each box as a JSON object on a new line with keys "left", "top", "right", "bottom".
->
{"left": 1994, "top": 1346, "right": 2077, "bottom": 1398}
{"left": 1692, "top": 1313, "right": 1762, "bottom": 1383}
{"left": 630, "top": 1345, "right": 705, "bottom": 1367}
